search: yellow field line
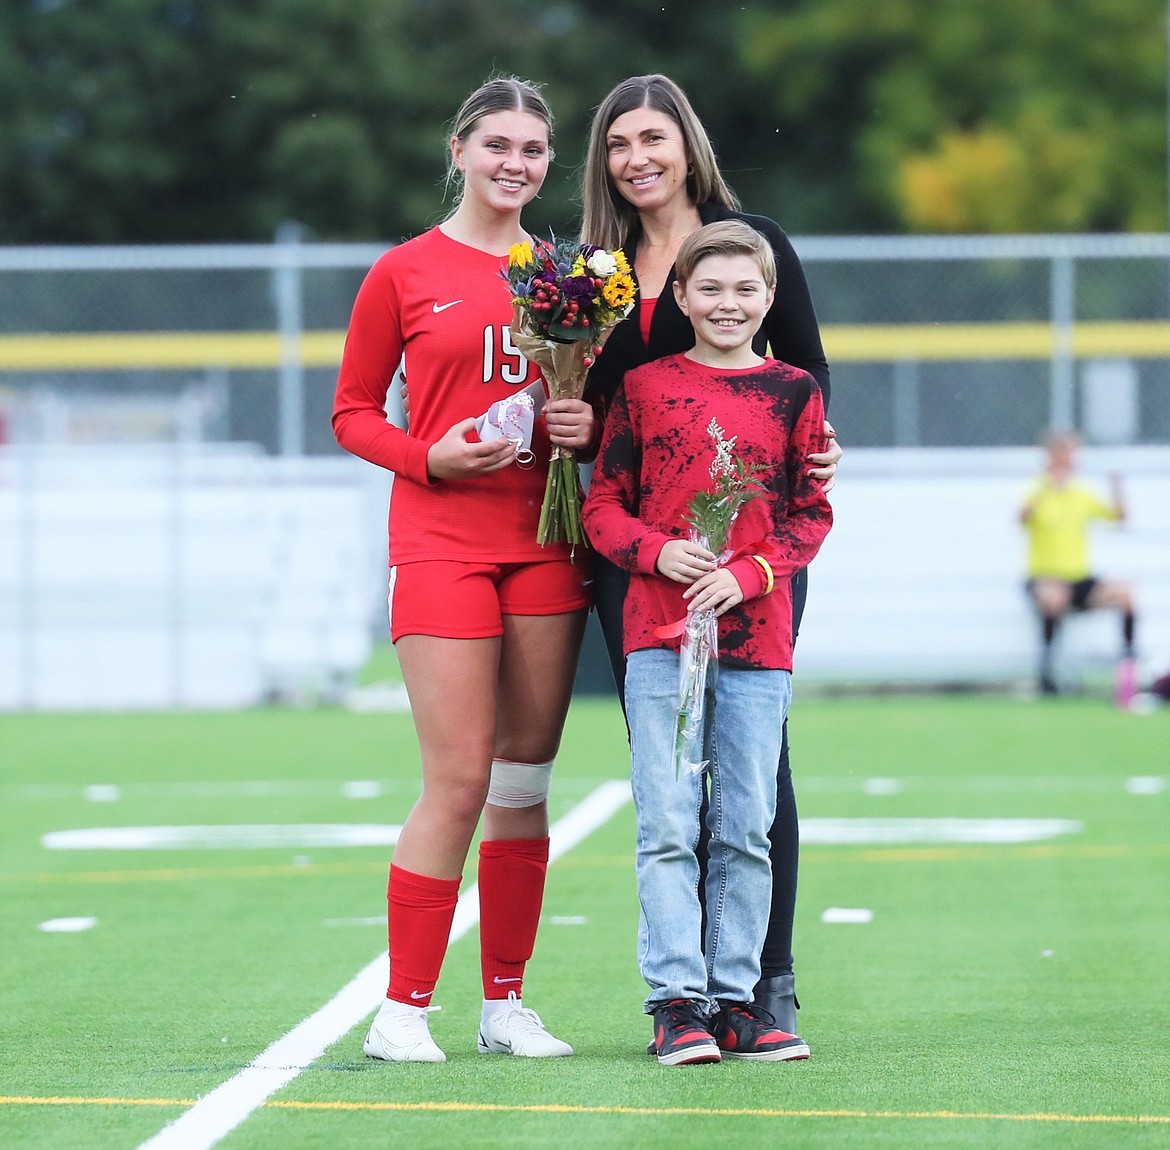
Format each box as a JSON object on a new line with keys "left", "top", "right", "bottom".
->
{"left": 3, "top": 841, "right": 1168, "bottom": 886}
{"left": 268, "top": 1100, "right": 1170, "bottom": 1124}
{"left": 2, "top": 321, "right": 1169, "bottom": 371}
{"left": 2, "top": 1095, "right": 1167, "bottom": 1125}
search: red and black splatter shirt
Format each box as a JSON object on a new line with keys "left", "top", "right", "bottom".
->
{"left": 582, "top": 354, "right": 832, "bottom": 671}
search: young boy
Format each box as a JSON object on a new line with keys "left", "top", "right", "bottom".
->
{"left": 582, "top": 220, "right": 833, "bottom": 1066}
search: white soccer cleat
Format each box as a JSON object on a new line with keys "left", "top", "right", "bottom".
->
{"left": 477, "top": 992, "right": 574, "bottom": 1058}
{"left": 363, "top": 997, "right": 446, "bottom": 1063}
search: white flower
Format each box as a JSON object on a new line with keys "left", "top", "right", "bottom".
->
{"left": 586, "top": 249, "right": 618, "bottom": 278}
{"left": 707, "top": 418, "right": 737, "bottom": 479}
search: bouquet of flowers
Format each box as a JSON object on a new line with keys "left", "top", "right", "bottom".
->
{"left": 503, "top": 236, "right": 637, "bottom": 546}
{"left": 665, "top": 419, "right": 767, "bottom": 777}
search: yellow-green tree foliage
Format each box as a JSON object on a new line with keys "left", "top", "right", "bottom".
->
{"left": 735, "top": 0, "right": 1166, "bottom": 232}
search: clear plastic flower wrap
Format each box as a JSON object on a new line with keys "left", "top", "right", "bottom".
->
{"left": 673, "top": 535, "right": 720, "bottom": 779}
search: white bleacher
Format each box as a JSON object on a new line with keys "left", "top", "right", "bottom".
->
{"left": 2, "top": 443, "right": 1166, "bottom": 709}
{"left": 0, "top": 445, "right": 383, "bottom": 710}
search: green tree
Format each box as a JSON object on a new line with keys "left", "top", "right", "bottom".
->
{"left": 734, "top": 0, "right": 1167, "bottom": 232}
{"left": 0, "top": 0, "right": 1165, "bottom": 241}
{"left": 0, "top": 0, "right": 434, "bottom": 241}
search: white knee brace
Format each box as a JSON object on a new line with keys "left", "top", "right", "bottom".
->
{"left": 486, "top": 758, "right": 553, "bottom": 809}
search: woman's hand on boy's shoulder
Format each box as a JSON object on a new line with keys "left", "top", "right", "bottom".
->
{"left": 807, "top": 420, "right": 841, "bottom": 492}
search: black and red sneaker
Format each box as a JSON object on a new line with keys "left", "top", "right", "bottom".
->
{"left": 715, "top": 1001, "right": 810, "bottom": 1061}
{"left": 649, "top": 999, "right": 721, "bottom": 1066}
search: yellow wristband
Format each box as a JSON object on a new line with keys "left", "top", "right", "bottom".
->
{"left": 751, "top": 555, "right": 775, "bottom": 596}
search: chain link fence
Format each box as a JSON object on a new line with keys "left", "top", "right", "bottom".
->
{"left": 797, "top": 234, "right": 1170, "bottom": 449}
{"left": 2, "top": 232, "right": 1169, "bottom": 455}
{"left": 3, "top": 233, "right": 1169, "bottom": 706}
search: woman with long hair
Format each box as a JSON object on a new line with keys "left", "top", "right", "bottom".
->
{"left": 581, "top": 74, "right": 841, "bottom": 1058}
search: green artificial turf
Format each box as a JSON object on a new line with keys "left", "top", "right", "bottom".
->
{"left": 1, "top": 694, "right": 1167, "bottom": 1149}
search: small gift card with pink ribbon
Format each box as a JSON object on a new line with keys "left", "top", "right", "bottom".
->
{"left": 475, "top": 380, "right": 546, "bottom": 466}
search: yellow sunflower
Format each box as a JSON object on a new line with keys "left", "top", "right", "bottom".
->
{"left": 603, "top": 272, "right": 636, "bottom": 309}
{"left": 507, "top": 241, "right": 535, "bottom": 269}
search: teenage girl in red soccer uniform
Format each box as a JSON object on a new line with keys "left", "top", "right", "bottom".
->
{"left": 332, "top": 77, "right": 594, "bottom": 1063}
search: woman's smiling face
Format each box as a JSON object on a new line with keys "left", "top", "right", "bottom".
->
{"left": 604, "top": 105, "right": 691, "bottom": 215}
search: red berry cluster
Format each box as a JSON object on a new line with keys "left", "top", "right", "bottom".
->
{"left": 528, "top": 273, "right": 607, "bottom": 335}
{"left": 529, "top": 278, "right": 562, "bottom": 316}
{"left": 558, "top": 299, "right": 591, "bottom": 330}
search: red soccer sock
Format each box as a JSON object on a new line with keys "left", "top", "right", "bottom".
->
{"left": 478, "top": 836, "right": 550, "bottom": 1000}
{"left": 385, "top": 864, "right": 461, "bottom": 1007}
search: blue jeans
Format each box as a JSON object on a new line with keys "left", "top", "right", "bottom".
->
{"left": 626, "top": 647, "right": 791, "bottom": 1013}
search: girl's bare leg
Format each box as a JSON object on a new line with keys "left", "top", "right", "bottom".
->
{"left": 484, "top": 609, "right": 588, "bottom": 840}
{"left": 393, "top": 634, "right": 501, "bottom": 879}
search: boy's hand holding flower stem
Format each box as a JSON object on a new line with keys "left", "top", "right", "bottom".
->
{"left": 656, "top": 540, "right": 746, "bottom": 616}
{"left": 684, "top": 568, "right": 745, "bottom": 616}
{"left": 657, "top": 539, "right": 716, "bottom": 583}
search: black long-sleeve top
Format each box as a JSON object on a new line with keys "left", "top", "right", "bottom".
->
{"left": 584, "top": 201, "right": 831, "bottom": 413}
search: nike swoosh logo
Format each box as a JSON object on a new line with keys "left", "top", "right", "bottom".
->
{"left": 410, "top": 989, "right": 433, "bottom": 1000}
{"left": 492, "top": 976, "right": 522, "bottom": 984}
{"left": 432, "top": 300, "right": 463, "bottom": 313}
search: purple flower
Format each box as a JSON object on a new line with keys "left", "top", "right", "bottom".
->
{"left": 561, "top": 275, "right": 596, "bottom": 304}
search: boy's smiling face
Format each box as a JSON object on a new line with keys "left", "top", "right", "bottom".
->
{"left": 673, "top": 252, "right": 776, "bottom": 367}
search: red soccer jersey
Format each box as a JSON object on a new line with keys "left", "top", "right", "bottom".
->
{"left": 332, "top": 226, "right": 568, "bottom": 564}
{"left": 582, "top": 354, "right": 833, "bottom": 670}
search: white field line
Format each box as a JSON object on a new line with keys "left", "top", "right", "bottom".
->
{"left": 799, "top": 817, "right": 1082, "bottom": 844}
{"left": 135, "top": 779, "right": 632, "bottom": 1150}
{"left": 42, "top": 825, "right": 404, "bottom": 850}
{"left": 8, "top": 774, "right": 1164, "bottom": 804}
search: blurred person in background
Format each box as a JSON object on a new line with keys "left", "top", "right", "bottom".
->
{"left": 1020, "top": 430, "right": 1137, "bottom": 704}
{"left": 580, "top": 73, "right": 840, "bottom": 1056}
{"left": 333, "top": 77, "right": 593, "bottom": 1064}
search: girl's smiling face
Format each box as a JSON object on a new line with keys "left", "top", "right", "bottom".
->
{"left": 452, "top": 109, "right": 551, "bottom": 215}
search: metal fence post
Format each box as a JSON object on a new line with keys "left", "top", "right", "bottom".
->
{"left": 1049, "top": 254, "right": 1076, "bottom": 432}
{"left": 893, "top": 357, "right": 921, "bottom": 446}
{"left": 274, "top": 221, "right": 305, "bottom": 457}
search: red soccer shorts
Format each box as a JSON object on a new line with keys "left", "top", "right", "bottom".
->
{"left": 388, "top": 558, "right": 591, "bottom": 641}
